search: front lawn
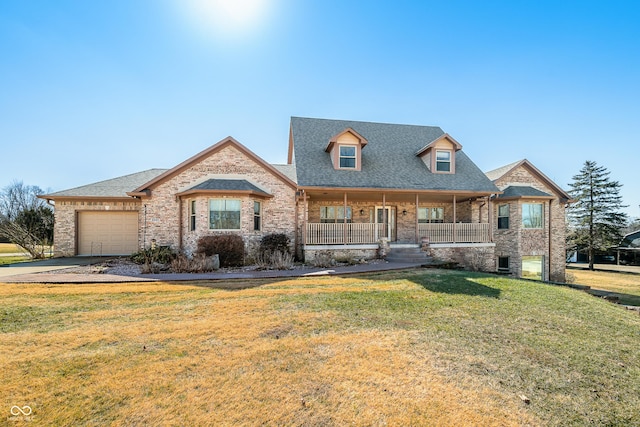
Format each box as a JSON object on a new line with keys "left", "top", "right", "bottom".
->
{"left": 1, "top": 269, "right": 639, "bottom": 426}
{"left": 569, "top": 268, "right": 640, "bottom": 306}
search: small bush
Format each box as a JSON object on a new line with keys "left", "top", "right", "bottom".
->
{"left": 311, "top": 250, "right": 335, "bottom": 268}
{"left": 255, "top": 251, "right": 294, "bottom": 270}
{"left": 130, "top": 246, "right": 177, "bottom": 265}
{"left": 196, "top": 235, "right": 245, "bottom": 267}
{"left": 259, "top": 233, "right": 290, "bottom": 255}
{"left": 171, "top": 253, "right": 219, "bottom": 273}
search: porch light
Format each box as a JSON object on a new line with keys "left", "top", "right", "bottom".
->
{"left": 359, "top": 209, "right": 365, "bottom": 216}
{"left": 402, "top": 209, "right": 407, "bottom": 216}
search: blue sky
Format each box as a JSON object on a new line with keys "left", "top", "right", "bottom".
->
{"left": 1, "top": 0, "right": 639, "bottom": 217}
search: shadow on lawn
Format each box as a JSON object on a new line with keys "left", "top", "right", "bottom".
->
{"left": 416, "top": 276, "right": 501, "bottom": 298}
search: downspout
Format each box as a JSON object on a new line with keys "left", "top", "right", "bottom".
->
{"left": 143, "top": 204, "right": 147, "bottom": 249}
{"left": 178, "top": 197, "right": 183, "bottom": 251}
{"left": 548, "top": 199, "right": 552, "bottom": 281}
{"left": 415, "top": 193, "right": 419, "bottom": 244}
{"left": 382, "top": 193, "right": 387, "bottom": 239}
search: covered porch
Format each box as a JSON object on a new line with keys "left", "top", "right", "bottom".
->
{"left": 299, "top": 189, "right": 495, "bottom": 247}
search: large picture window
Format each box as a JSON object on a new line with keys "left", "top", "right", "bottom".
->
{"left": 209, "top": 199, "right": 241, "bottom": 230}
{"left": 339, "top": 146, "right": 356, "bottom": 168}
{"left": 418, "top": 207, "right": 444, "bottom": 223}
{"left": 320, "top": 206, "right": 352, "bottom": 223}
{"left": 498, "top": 204, "right": 509, "bottom": 229}
{"left": 522, "top": 203, "right": 543, "bottom": 229}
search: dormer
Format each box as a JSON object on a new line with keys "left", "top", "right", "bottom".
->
{"left": 325, "top": 127, "right": 368, "bottom": 171}
{"left": 415, "top": 133, "right": 462, "bottom": 174}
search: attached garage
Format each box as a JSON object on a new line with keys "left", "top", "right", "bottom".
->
{"left": 77, "top": 211, "right": 139, "bottom": 256}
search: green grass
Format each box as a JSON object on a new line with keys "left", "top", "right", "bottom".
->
{"left": 1, "top": 270, "right": 639, "bottom": 426}
{"left": 569, "top": 268, "right": 640, "bottom": 306}
{"left": 0, "top": 255, "right": 30, "bottom": 266}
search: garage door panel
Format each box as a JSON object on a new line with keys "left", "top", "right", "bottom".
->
{"left": 78, "top": 212, "right": 139, "bottom": 255}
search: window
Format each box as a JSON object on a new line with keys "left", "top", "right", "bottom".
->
{"left": 209, "top": 199, "right": 241, "bottom": 230}
{"left": 418, "top": 207, "right": 444, "bottom": 223}
{"left": 522, "top": 203, "right": 543, "bottom": 229}
{"left": 320, "top": 206, "right": 352, "bottom": 223}
{"left": 435, "top": 150, "right": 451, "bottom": 172}
{"left": 254, "top": 201, "right": 261, "bottom": 231}
{"left": 498, "top": 256, "right": 510, "bottom": 272}
{"left": 522, "top": 256, "right": 543, "bottom": 280}
{"left": 339, "top": 146, "right": 357, "bottom": 168}
{"left": 497, "top": 204, "right": 509, "bottom": 229}
{"left": 189, "top": 200, "right": 196, "bottom": 231}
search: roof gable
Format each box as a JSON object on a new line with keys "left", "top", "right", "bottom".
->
{"left": 129, "top": 137, "right": 297, "bottom": 196}
{"left": 486, "top": 159, "right": 570, "bottom": 201}
{"left": 415, "top": 133, "right": 462, "bottom": 157}
{"left": 325, "top": 127, "right": 368, "bottom": 153}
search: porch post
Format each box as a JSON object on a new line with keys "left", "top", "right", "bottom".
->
{"left": 343, "top": 192, "right": 348, "bottom": 244}
{"left": 415, "top": 193, "right": 419, "bottom": 244}
{"left": 452, "top": 195, "right": 457, "bottom": 243}
{"left": 489, "top": 196, "right": 494, "bottom": 243}
{"left": 382, "top": 193, "right": 387, "bottom": 238}
{"left": 302, "top": 192, "right": 308, "bottom": 246}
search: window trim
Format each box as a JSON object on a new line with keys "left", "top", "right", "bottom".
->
{"left": 253, "top": 201, "right": 261, "bottom": 231}
{"left": 189, "top": 200, "right": 196, "bottom": 231}
{"left": 522, "top": 203, "right": 544, "bottom": 229}
{"left": 338, "top": 145, "right": 357, "bottom": 169}
{"left": 497, "top": 204, "right": 509, "bottom": 230}
{"left": 209, "top": 198, "right": 242, "bottom": 230}
{"left": 435, "top": 150, "right": 452, "bottom": 173}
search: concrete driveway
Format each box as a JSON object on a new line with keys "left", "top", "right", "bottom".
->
{"left": 0, "top": 257, "right": 96, "bottom": 278}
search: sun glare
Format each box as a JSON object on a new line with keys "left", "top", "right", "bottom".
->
{"left": 179, "top": 0, "right": 273, "bottom": 43}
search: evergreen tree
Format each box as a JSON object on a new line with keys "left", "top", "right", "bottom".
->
{"left": 567, "top": 161, "right": 628, "bottom": 270}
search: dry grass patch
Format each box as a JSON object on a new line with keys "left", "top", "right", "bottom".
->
{"left": 569, "top": 268, "right": 640, "bottom": 305}
{"left": 2, "top": 270, "right": 639, "bottom": 426}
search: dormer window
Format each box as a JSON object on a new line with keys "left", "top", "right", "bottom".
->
{"left": 326, "top": 127, "right": 368, "bottom": 171}
{"left": 339, "top": 146, "right": 357, "bottom": 168}
{"left": 416, "top": 133, "right": 462, "bottom": 174}
{"left": 436, "top": 150, "right": 452, "bottom": 172}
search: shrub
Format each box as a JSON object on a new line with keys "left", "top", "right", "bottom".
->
{"left": 259, "top": 233, "right": 290, "bottom": 255}
{"left": 311, "top": 250, "right": 335, "bottom": 268}
{"left": 196, "top": 235, "right": 245, "bottom": 267}
{"left": 254, "top": 250, "right": 294, "bottom": 270}
{"left": 130, "top": 246, "right": 177, "bottom": 265}
{"left": 171, "top": 252, "right": 219, "bottom": 273}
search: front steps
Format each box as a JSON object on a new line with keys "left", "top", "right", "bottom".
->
{"left": 385, "top": 246, "right": 432, "bottom": 264}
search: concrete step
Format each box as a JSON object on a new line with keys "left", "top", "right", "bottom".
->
{"left": 386, "top": 247, "right": 431, "bottom": 264}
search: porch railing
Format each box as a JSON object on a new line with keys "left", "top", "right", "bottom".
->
{"left": 305, "top": 222, "right": 491, "bottom": 245}
{"left": 418, "top": 223, "right": 491, "bottom": 243}
{"left": 306, "top": 223, "right": 387, "bottom": 245}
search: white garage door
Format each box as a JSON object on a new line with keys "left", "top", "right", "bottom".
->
{"left": 77, "top": 211, "right": 139, "bottom": 256}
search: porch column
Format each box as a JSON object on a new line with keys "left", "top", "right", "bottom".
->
{"left": 489, "top": 196, "right": 494, "bottom": 242}
{"left": 452, "top": 195, "right": 457, "bottom": 243}
{"left": 382, "top": 193, "right": 387, "bottom": 238}
{"left": 302, "top": 192, "right": 308, "bottom": 246}
{"left": 415, "top": 193, "right": 419, "bottom": 243}
{"left": 343, "top": 192, "right": 348, "bottom": 244}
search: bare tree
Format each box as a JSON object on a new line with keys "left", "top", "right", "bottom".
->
{"left": 0, "top": 181, "right": 54, "bottom": 258}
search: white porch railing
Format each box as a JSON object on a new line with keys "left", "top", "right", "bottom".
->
{"left": 305, "top": 223, "right": 388, "bottom": 245}
{"left": 418, "top": 223, "right": 491, "bottom": 243}
{"left": 305, "top": 222, "right": 491, "bottom": 245}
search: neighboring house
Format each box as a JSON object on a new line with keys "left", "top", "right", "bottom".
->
{"left": 40, "top": 117, "right": 570, "bottom": 281}
{"left": 617, "top": 230, "right": 640, "bottom": 265}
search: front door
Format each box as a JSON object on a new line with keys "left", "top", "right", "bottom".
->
{"left": 375, "top": 207, "right": 396, "bottom": 241}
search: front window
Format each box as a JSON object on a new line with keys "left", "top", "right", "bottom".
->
{"left": 254, "top": 201, "right": 261, "bottom": 231}
{"left": 498, "top": 204, "right": 509, "bottom": 229}
{"left": 339, "top": 146, "right": 357, "bottom": 168}
{"left": 435, "top": 150, "right": 451, "bottom": 172}
{"left": 320, "top": 206, "right": 352, "bottom": 223}
{"left": 209, "top": 199, "right": 241, "bottom": 230}
{"left": 522, "top": 203, "right": 543, "bottom": 229}
{"left": 418, "top": 207, "right": 444, "bottom": 223}
{"left": 189, "top": 200, "right": 196, "bottom": 231}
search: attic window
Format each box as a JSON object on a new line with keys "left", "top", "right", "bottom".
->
{"left": 436, "top": 150, "right": 452, "bottom": 172}
{"left": 339, "top": 146, "right": 357, "bottom": 168}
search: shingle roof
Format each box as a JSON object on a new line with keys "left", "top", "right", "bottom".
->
{"left": 485, "top": 160, "right": 523, "bottom": 182}
{"left": 187, "top": 179, "right": 270, "bottom": 196}
{"left": 272, "top": 164, "right": 297, "bottom": 183}
{"left": 495, "top": 186, "right": 553, "bottom": 199}
{"left": 41, "top": 169, "right": 168, "bottom": 199}
{"left": 290, "top": 117, "right": 499, "bottom": 193}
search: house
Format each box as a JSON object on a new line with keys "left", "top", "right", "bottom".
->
{"left": 40, "top": 117, "right": 570, "bottom": 281}
{"left": 617, "top": 230, "right": 640, "bottom": 265}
